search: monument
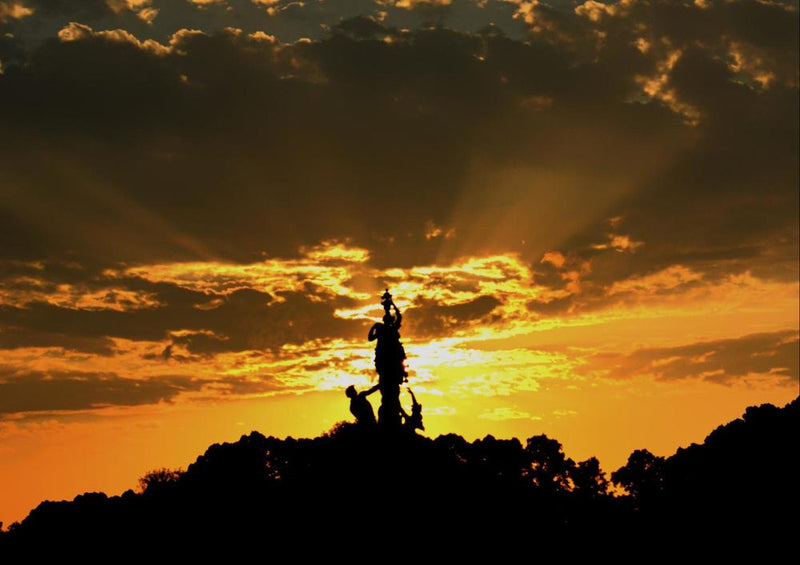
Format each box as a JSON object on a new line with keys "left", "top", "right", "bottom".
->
{"left": 346, "top": 289, "right": 423, "bottom": 431}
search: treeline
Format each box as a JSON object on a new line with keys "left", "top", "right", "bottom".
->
{"left": 1, "top": 397, "right": 797, "bottom": 554}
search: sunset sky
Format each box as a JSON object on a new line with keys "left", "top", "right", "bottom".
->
{"left": 0, "top": 0, "right": 798, "bottom": 526}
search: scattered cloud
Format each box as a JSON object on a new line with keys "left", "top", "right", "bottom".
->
{"left": 479, "top": 406, "right": 541, "bottom": 421}
{"left": 583, "top": 330, "right": 799, "bottom": 384}
{"left": 0, "top": 368, "right": 196, "bottom": 414}
{"left": 607, "top": 265, "right": 702, "bottom": 296}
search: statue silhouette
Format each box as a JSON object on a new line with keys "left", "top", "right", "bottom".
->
{"left": 368, "top": 289, "right": 408, "bottom": 427}
{"left": 345, "top": 290, "right": 422, "bottom": 431}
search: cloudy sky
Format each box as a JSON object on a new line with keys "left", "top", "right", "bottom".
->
{"left": 0, "top": 0, "right": 797, "bottom": 525}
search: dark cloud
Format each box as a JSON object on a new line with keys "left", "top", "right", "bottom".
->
{"left": 0, "top": 0, "right": 794, "bottom": 323}
{"left": 4, "top": 0, "right": 531, "bottom": 47}
{"left": 0, "top": 284, "right": 366, "bottom": 353}
{"left": 0, "top": 259, "right": 108, "bottom": 285}
{"left": 0, "top": 367, "right": 197, "bottom": 414}
{"left": 0, "top": 324, "right": 116, "bottom": 355}
{"left": 216, "top": 373, "right": 299, "bottom": 395}
{"left": 527, "top": 294, "right": 578, "bottom": 317}
{"left": 538, "top": 0, "right": 799, "bottom": 285}
{"left": 296, "top": 351, "right": 370, "bottom": 377}
{"left": 405, "top": 295, "right": 501, "bottom": 337}
{"left": 0, "top": 365, "right": 303, "bottom": 415}
{"left": 0, "top": 9, "right": 686, "bottom": 268}
{"left": 586, "top": 330, "right": 799, "bottom": 384}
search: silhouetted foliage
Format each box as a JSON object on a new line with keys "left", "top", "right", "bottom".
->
{"left": 1, "top": 397, "right": 797, "bottom": 556}
{"left": 609, "top": 398, "right": 800, "bottom": 547}
{"left": 571, "top": 457, "right": 609, "bottom": 499}
{"left": 611, "top": 449, "right": 665, "bottom": 505}
{"left": 137, "top": 467, "right": 183, "bottom": 494}
{"left": 525, "top": 434, "right": 574, "bottom": 493}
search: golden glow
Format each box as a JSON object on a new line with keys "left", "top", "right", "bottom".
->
{"left": 105, "top": 0, "right": 159, "bottom": 24}
{"left": 1, "top": 242, "right": 797, "bottom": 527}
{"left": 0, "top": 283, "right": 161, "bottom": 310}
{"left": 58, "top": 23, "right": 170, "bottom": 55}
{"left": 1, "top": 0, "right": 797, "bottom": 538}
{"left": 395, "top": 0, "right": 453, "bottom": 9}
{"left": 635, "top": 49, "right": 702, "bottom": 125}
{"left": 0, "top": 2, "right": 33, "bottom": 23}
{"left": 120, "top": 240, "right": 372, "bottom": 300}
{"left": 727, "top": 41, "right": 777, "bottom": 89}
{"left": 575, "top": 0, "right": 618, "bottom": 22}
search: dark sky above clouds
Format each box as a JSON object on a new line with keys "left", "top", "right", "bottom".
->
{"left": 1, "top": 0, "right": 795, "bottom": 266}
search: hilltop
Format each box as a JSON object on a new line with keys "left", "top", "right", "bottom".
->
{"left": 1, "top": 397, "right": 797, "bottom": 555}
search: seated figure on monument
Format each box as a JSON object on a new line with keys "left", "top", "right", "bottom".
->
{"left": 345, "top": 385, "right": 376, "bottom": 426}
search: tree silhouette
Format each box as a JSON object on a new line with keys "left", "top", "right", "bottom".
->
{"left": 138, "top": 468, "right": 183, "bottom": 494}
{"left": 524, "top": 434, "right": 574, "bottom": 494}
{"left": 1, "top": 397, "right": 796, "bottom": 555}
{"left": 570, "top": 457, "right": 608, "bottom": 499}
{"left": 611, "top": 449, "right": 665, "bottom": 508}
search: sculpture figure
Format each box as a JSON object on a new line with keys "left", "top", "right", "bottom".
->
{"left": 368, "top": 289, "right": 408, "bottom": 427}
{"left": 346, "top": 289, "right": 422, "bottom": 432}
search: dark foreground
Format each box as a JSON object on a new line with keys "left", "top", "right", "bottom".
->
{"left": 2, "top": 398, "right": 797, "bottom": 555}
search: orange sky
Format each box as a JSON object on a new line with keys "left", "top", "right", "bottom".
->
{"left": 1, "top": 245, "right": 796, "bottom": 526}
{"left": 0, "top": 0, "right": 798, "bottom": 529}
